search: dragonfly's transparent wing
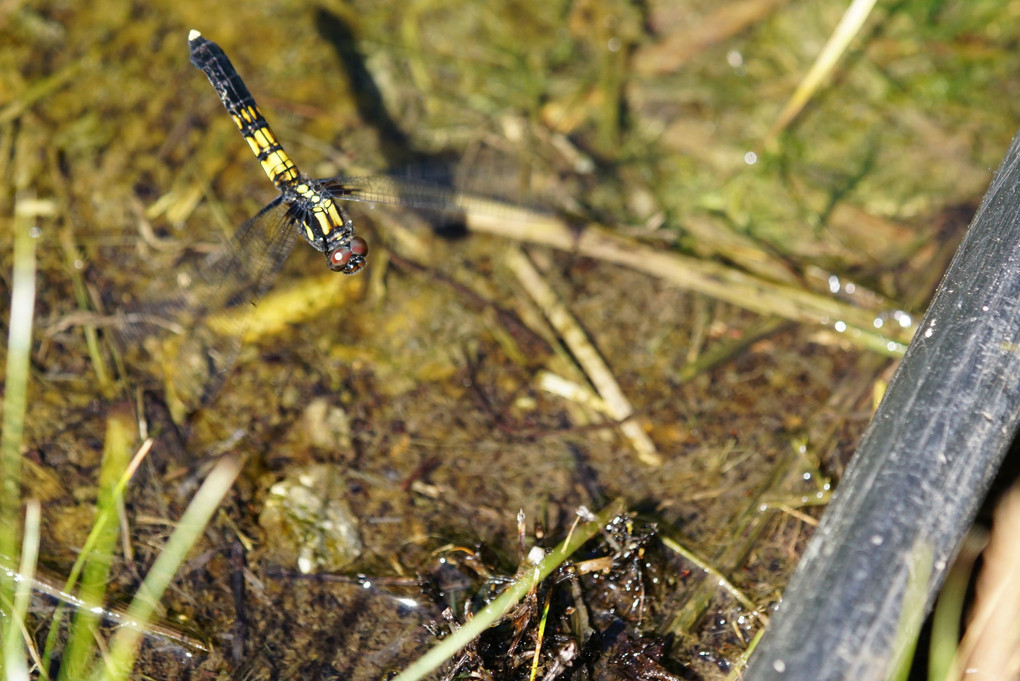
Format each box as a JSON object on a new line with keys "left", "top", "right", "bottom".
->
{"left": 116, "top": 198, "right": 300, "bottom": 417}
{"left": 325, "top": 175, "right": 534, "bottom": 221}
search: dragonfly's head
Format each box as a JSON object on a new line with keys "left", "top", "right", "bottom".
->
{"left": 328, "top": 236, "right": 369, "bottom": 274}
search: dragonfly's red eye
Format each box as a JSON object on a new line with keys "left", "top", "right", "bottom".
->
{"left": 348, "top": 236, "right": 368, "bottom": 257}
{"left": 328, "top": 237, "right": 369, "bottom": 274}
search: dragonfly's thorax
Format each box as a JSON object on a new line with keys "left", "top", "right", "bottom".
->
{"left": 282, "top": 175, "right": 355, "bottom": 254}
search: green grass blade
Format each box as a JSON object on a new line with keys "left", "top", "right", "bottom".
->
{"left": 58, "top": 409, "right": 135, "bottom": 681}
{"left": 1, "top": 208, "right": 38, "bottom": 677}
{"left": 93, "top": 453, "right": 243, "bottom": 681}
{"left": 391, "top": 498, "right": 626, "bottom": 681}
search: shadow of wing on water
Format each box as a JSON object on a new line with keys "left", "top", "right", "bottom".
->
{"left": 114, "top": 199, "right": 298, "bottom": 419}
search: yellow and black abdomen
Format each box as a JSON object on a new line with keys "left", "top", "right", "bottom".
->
{"left": 188, "top": 30, "right": 300, "bottom": 191}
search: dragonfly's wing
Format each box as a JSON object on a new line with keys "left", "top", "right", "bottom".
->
{"left": 326, "top": 176, "right": 464, "bottom": 211}
{"left": 324, "top": 175, "right": 531, "bottom": 221}
{"left": 116, "top": 198, "right": 300, "bottom": 418}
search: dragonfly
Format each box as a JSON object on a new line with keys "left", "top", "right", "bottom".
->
{"left": 187, "top": 30, "right": 369, "bottom": 275}
{"left": 118, "top": 31, "right": 504, "bottom": 414}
